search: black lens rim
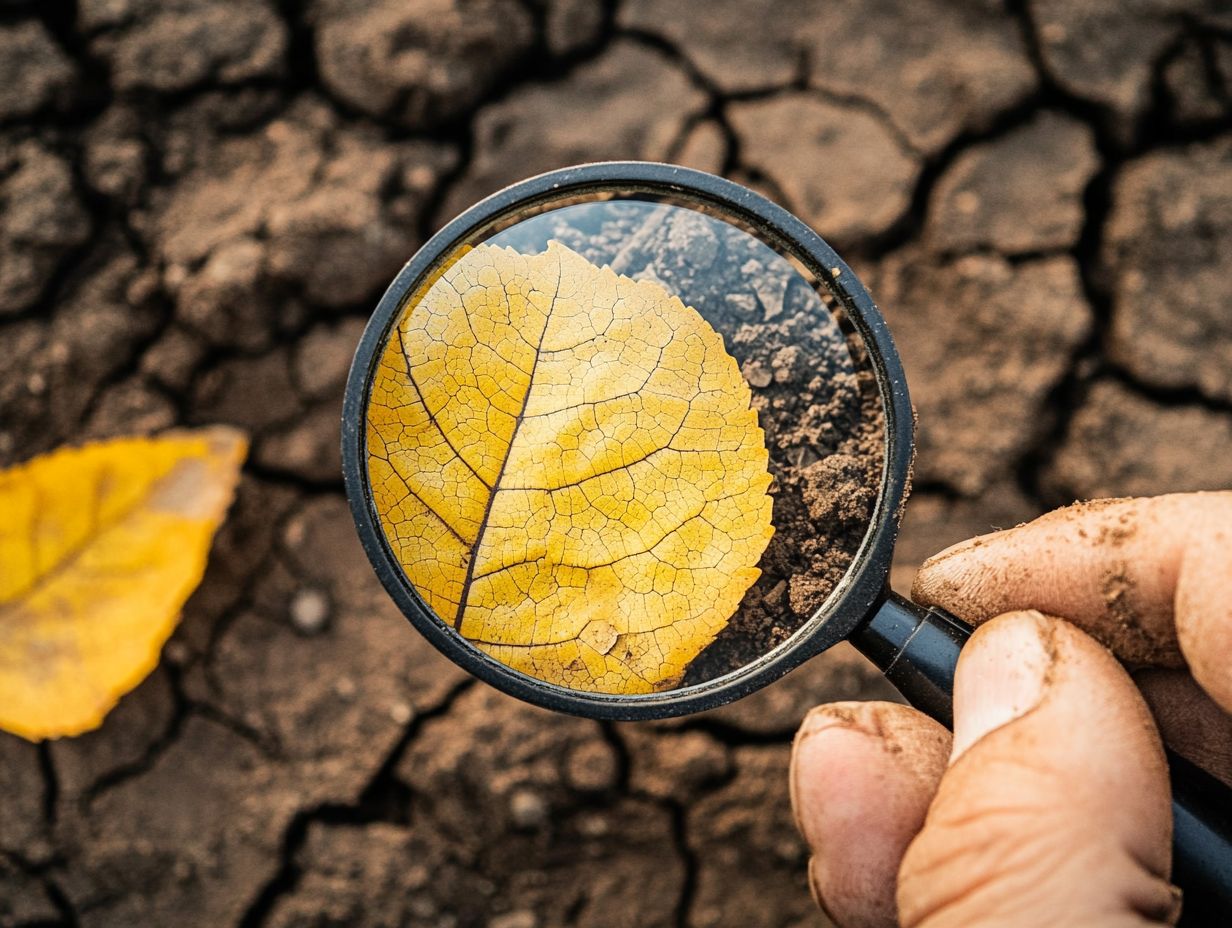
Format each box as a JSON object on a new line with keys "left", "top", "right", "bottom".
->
{"left": 341, "top": 162, "right": 913, "bottom": 720}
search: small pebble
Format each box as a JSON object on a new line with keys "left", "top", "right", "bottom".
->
{"left": 753, "top": 274, "right": 788, "bottom": 320}
{"left": 508, "top": 788, "right": 549, "bottom": 829}
{"left": 290, "top": 588, "right": 330, "bottom": 635}
{"left": 762, "top": 579, "right": 788, "bottom": 609}
{"left": 725, "top": 292, "right": 758, "bottom": 314}
{"left": 405, "top": 864, "right": 430, "bottom": 890}
{"left": 410, "top": 897, "right": 437, "bottom": 919}
{"left": 742, "top": 361, "right": 773, "bottom": 389}
{"left": 577, "top": 812, "right": 610, "bottom": 837}
{"left": 389, "top": 701, "right": 414, "bottom": 725}
{"left": 771, "top": 345, "right": 801, "bottom": 383}
{"left": 954, "top": 190, "right": 981, "bottom": 215}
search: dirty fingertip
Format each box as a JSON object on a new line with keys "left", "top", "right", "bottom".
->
{"left": 911, "top": 530, "right": 1007, "bottom": 618}
{"left": 791, "top": 702, "right": 950, "bottom": 928}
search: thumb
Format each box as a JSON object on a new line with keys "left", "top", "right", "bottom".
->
{"left": 897, "top": 611, "right": 1178, "bottom": 928}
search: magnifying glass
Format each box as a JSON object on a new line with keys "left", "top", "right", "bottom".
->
{"left": 342, "top": 163, "right": 1231, "bottom": 916}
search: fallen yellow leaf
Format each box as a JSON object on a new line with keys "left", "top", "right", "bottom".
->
{"left": 0, "top": 428, "right": 247, "bottom": 740}
{"left": 368, "top": 241, "right": 774, "bottom": 693}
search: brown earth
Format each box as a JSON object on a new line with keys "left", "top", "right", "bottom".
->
{"left": 2, "top": 1, "right": 1231, "bottom": 926}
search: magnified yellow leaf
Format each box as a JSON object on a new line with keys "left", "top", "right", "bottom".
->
{"left": 0, "top": 428, "right": 247, "bottom": 740}
{"left": 367, "top": 241, "right": 774, "bottom": 694}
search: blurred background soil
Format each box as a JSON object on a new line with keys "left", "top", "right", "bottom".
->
{"left": 1, "top": 1, "right": 1231, "bottom": 926}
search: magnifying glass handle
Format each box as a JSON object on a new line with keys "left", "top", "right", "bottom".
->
{"left": 854, "top": 590, "right": 1232, "bottom": 923}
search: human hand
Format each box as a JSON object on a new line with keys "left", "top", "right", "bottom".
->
{"left": 790, "top": 493, "right": 1232, "bottom": 927}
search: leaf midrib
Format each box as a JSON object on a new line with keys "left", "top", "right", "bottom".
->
{"left": 450, "top": 267, "right": 564, "bottom": 632}
{"left": 2, "top": 464, "right": 152, "bottom": 611}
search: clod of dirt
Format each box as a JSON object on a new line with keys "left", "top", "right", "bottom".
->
{"left": 803, "top": 454, "right": 879, "bottom": 530}
{"left": 687, "top": 745, "right": 813, "bottom": 928}
{"left": 1104, "top": 138, "right": 1232, "bottom": 404}
{"left": 622, "top": 728, "right": 731, "bottom": 802}
{"left": 394, "top": 687, "right": 685, "bottom": 927}
{"left": 544, "top": 0, "right": 606, "bottom": 56}
{"left": 1045, "top": 379, "right": 1232, "bottom": 501}
{"left": 0, "top": 240, "right": 162, "bottom": 467}
{"left": 255, "top": 318, "right": 364, "bottom": 482}
{"left": 1163, "top": 36, "right": 1232, "bottom": 127}
{"left": 441, "top": 40, "right": 705, "bottom": 217}
{"left": 673, "top": 118, "right": 728, "bottom": 175}
{"left": 0, "top": 139, "right": 90, "bottom": 316}
{"left": 311, "top": 0, "right": 535, "bottom": 129}
{"left": 0, "top": 21, "right": 75, "bottom": 120}
{"left": 139, "top": 326, "right": 209, "bottom": 395}
{"left": 564, "top": 739, "right": 620, "bottom": 794}
{"left": 265, "top": 822, "right": 437, "bottom": 928}
{"left": 289, "top": 588, "right": 331, "bottom": 635}
{"left": 192, "top": 352, "right": 303, "bottom": 432}
{"left": 875, "top": 251, "right": 1093, "bottom": 495}
{"left": 926, "top": 111, "right": 1099, "bottom": 255}
{"left": 621, "top": 0, "right": 1036, "bottom": 154}
{"left": 192, "top": 495, "right": 466, "bottom": 768}
{"left": 54, "top": 715, "right": 294, "bottom": 926}
{"left": 79, "top": 0, "right": 287, "bottom": 93}
{"left": 149, "top": 98, "right": 456, "bottom": 347}
{"left": 82, "top": 377, "right": 177, "bottom": 442}
{"left": 398, "top": 686, "right": 606, "bottom": 818}
{"left": 83, "top": 107, "right": 149, "bottom": 204}
{"left": 257, "top": 402, "right": 345, "bottom": 482}
{"left": 491, "top": 912, "right": 538, "bottom": 928}
{"left": 293, "top": 319, "right": 366, "bottom": 401}
{"left": 1031, "top": 0, "right": 1232, "bottom": 136}
{"left": 728, "top": 92, "right": 921, "bottom": 247}
{"left": 0, "top": 855, "right": 60, "bottom": 925}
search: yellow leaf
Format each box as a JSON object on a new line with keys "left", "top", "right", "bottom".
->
{"left": 0, "top": 428, "right": 247, "bottom": 740}
{"left": 368, "top": 241, "right": 774, "bottom": 694}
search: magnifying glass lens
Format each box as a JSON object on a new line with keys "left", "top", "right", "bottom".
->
{"left": 363, "top": 190, "right": 884, "bottom": 699}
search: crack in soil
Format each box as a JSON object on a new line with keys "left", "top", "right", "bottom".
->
{"left": 235, "top": 678, "right": 476, "bottom": 928}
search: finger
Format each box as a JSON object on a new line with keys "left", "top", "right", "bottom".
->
{"left": 791, "top": 702, "right": 951, "bottom": 928}
{"left": 898, "top": 612, "right": 1178, "bottom": 928}
{"left": 912, "top": 492, "right": 1232, "bottom": 712}
{"left": 1136, "top": 669, "right": 1232, "bottom": 788}
{"left": 1173, "top": 519, "right": 1232, "bottom": 713}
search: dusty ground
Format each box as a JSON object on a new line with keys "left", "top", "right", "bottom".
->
{"left": 2, "top": 1, "right": 1231, "bottom": 926}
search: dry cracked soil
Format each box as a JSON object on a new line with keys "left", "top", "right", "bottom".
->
{"left": 2, "top": 1, "right": 1231, "bottom": 926}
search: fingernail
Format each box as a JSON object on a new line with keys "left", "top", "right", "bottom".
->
{"left": 951, "top": 611, "right": 1057, "bottom": 761}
